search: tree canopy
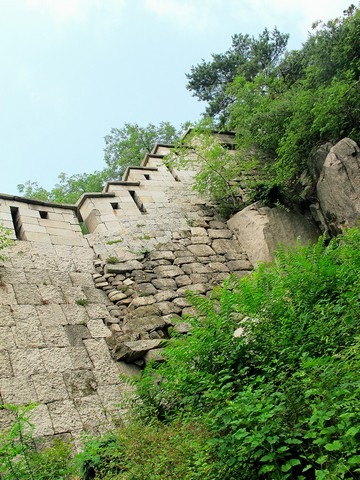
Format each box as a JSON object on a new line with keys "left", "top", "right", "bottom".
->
{"left": 186, "top": 27, "right": 289, "bottom": 124}
{"left": 103, "top": 121, "right": 182, "bottom": 180}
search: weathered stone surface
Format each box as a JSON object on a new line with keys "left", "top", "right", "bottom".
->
{"left": 174, "top": 274, "right": 191, "bottom": 287}
{"left": 33, "top": 372, "right": 69, "bottom": 403}
{"left": 177, "top": 283, "right": 207, "bottom": 295}
{"left": 0, "top": 350, "right": 13, "bottom": 377}
{"left": 63, "top": 370, "right": 97, "bottom": 397}
{"left": 135, "top": 282, "right": 158, "bottom": 295}
{"left": 154, "top": 265, "right": 184, "bottom": 277}
{"left": 105, "top": 260, "right": 143, "bottom": 273}
{"left": 181, "top": 262, "right": 209, "bottom": 275}
{"left": 152, "top": 278, "right": 177, "bottom": 290}
{"left": 187, "top": 244, "right": 215, "bottom": 257}
{"left": 48, "top": 400, "right": 83, "bottom": 434}
{"left": 228, "top": 202, "right": 320, "bottom": 264}
{"left": 123, "top": 339, "right": 163, "bottom": 361}
{"left": 316, "top": 138, "right": 360, "bottom": 231}
{"left": 124, "top": 315, "right": 166, "bottom": 332}
{"left": 173, "top": 256, "right": 196, "bottom": 265}
{"left": 130, "top": 296, "right": 156, "bottom": 308}
{"left": 208, "top": 229, "right": 232, "bottom": 239}
{"left": 144, "top": 348, "right": 165, "bottom": 364}
{"left": 64, "top": 325, "right": 92, "bottom": 346}
{"left": 211, "top": 239, "right": 243, "bottom": 255}
{"left": 226, "top": 259, "right": 253, "bottom": 271}
{"left": 157, "top": 301, "right": 181, "bottom": 316}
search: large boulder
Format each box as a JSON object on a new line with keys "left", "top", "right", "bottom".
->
{"left": 228, "top": 202, "right": 320, "bottom": 265}
{"left": 316, "top": 138, "right": 360, "bottom": 232}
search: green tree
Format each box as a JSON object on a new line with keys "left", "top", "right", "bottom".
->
{"left": 166, "top": 119, "right": 259, "bottom": 215}
{"left": 18, "top": 169, "right": 109, "bottom": 204}
{"left": 186, "top": 27, "right": 289, "bottom": 124}
{"left": 104, "top": 121, "right": 182, "bottom": 179}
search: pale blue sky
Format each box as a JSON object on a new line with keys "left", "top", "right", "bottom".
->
{"left": 0, "top": 0, "right": 354, "bottom": 196}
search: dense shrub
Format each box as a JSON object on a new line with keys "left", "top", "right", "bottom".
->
{"left": 136, "top": 227, "right": 360, "bottom": 479}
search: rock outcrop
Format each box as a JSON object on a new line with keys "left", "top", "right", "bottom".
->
{"left": 315, "top": 138, "right": 360, "bottom": 233}
{"left": 227, "top": 202, "right": 320, "bottom": 265}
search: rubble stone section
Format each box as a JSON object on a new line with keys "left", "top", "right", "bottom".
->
{"left": 0, "top": 140, "right": 253, "bottom": 441}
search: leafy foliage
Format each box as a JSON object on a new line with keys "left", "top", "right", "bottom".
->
{"left": 0, "top": 225, "right": 12, "bottom": 262}
{"left": 103, "top": 121, "right": 183, "bottom": 179}
{"left": 77, "top": 419, "right": 222, "bottom": 480}
{"left": 186, "top": 27, "right": 289, "bottom": 124}
{"left": 228, "top": 6, "right": 360, "bottom": 193}
{"left": 0, "top": 404, "right": 75, "bottom": 479}
{"left": 166, "top": 119, "right": 259, "bottom": 215}
{"left": 135, "top": 227, "right": 360, "bottom": 479}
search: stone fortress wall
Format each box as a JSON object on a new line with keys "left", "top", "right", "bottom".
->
{"left": 1, "top": 129, "right": 349, "bottom": 443}
{"left": 0, "top": 138, "right": 257, "bottom": 443}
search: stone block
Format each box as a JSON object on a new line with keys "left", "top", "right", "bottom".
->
{"left": 0, "top": 350, "right": 13, "bottom": 377}
{"left": 63, "top": 370, "right": 97, "bottom": 398}
{"left": 86, "top": 319, "right": 111, "bottom": 338}
{"left": 61, "top": 304, "right": 89, "bottom": 325}
{"left": 0, "top": 305, "right": 14, "bottom": 327}
{"left": 10, "top": 348, "right": 45, "bottom": 376}
{"left": 32, "top": 372, "right": 69, "bottom": 402}
{"left": 48, "top": 400, "right": 83, "bottom": 434}
{"left": 153, "top": 265, "right": 183, "bottom": 277}
{"left": 13, "top": 283, "right": 42, "bottom": 304}
{"left": 211, "top": 239, "right": 243, "bottom": 255}
{"left": 40, "top": 347, "right": 73, "bottom": 373}
{"left": 28, "top": 404, "right": 55, "bottom": 437}
{"left": 0, "top": 376, "right": 38, "bottom": 404}
{"left": 74, "top": 395, "right": 111, "bottom": 435}
{"left": 152, "top": 278, "right": 177, "bottom": 290}
{"left": 187, "top": 244, "right": 215, "bottom": 257}
{"left": 208, "top": 228, "right": 232, "bottom": 239}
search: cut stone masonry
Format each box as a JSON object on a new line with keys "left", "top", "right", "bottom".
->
{"left": 0, "top": 139, "right": 254, "bottom": 442}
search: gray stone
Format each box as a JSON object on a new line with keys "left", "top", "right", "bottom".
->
{"left": 64, "top": 325, "right": 92, "bottom": 346}
{"left": 154, "top": 265, "right": 184, "bottom": 277}
{"left": 211, "top": 239, "right": 243, "bottom": 255}
{"left": 208, "top": 229, "right": 232, "bottom": 239}
{"left": 63, "top": 370, "right": 97, "bottom": 398}
{"left": 152, "top": 278, "right": 177, "bottom": 290}
{"left": 187, "top": 244, "right": 215, "bottom": 257}
{"left": 228, "top": 202, "right": 320, "bottom": 264}
{"left": 316, "top": 138, "right": 360, "bottom": 231}
{"left": 135, "top": 282, "right": 158, "bottom": 295}
{"left": 177, "top": 283, "right": 207, "bottom": 295}
{"left": 227, "top": 259, "right": 252, "bottom": 271}
{"left": 105, "top": 260, "right": 143, "bottom": 273}
{"left": 181, "top": 263, "right": 209, "bottom": 275}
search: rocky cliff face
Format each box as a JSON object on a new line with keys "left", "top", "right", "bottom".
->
{"left": 227, "top": 138, "right": 360, "bottom": 264}
{"left": 313, "top": 138, "right": 360, "bottom": 234}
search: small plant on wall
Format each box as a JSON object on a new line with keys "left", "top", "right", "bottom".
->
{"left": 0, "top": 225, "right": 12, "bottom": 262}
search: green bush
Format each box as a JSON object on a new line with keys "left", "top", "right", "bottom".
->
{"left": 0, "top": 404, "right": 75, "bottom": 479}
{"left": 77, "top": 419, "right": 222, "bottom": 479}
{"left": 136, "top": 227, "right": 360, "bottom": 479}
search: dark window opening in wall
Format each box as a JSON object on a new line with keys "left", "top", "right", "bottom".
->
{"left": 111, "top": 202, "right": 119, "bottom": 210}
{"left": 144, "top": 174, "right": 150, "bottom": 180}
{"left": 10, "top": 206, "right": 22, "bottom": 239}
{"left": 39, "top": 211, "right": 48, "bottom": 219}
{"left": 169, "top": 168, "right": 181, "bottom": 182}
{"left": 129, "top": 190, "right": 147, "bottom": 214}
